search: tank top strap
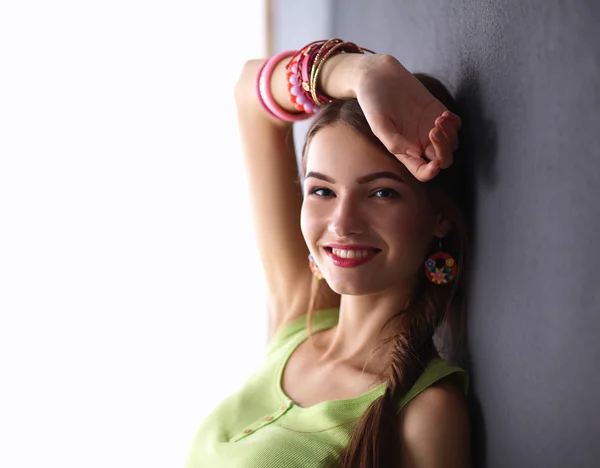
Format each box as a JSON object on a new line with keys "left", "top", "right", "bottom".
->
{"left": 397, "top": 357, "right": 469, "bottom": 412}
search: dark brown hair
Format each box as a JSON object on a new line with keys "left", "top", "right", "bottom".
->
{"left": 300, "top": 74, "right": 469, "bottom": 467}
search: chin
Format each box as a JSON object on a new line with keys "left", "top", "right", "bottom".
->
{"left": 324, "top": 276, "right": 383, "bottom": 297}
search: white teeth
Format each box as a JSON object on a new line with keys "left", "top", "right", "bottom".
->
{"left": 332, "top": 249, "right": 373, "bottom": 258}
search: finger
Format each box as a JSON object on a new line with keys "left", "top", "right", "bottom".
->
{"left": 433, "top": 127, "right": 454, "bottom": 165}
{"left": 424, "top": 128, "right": 453, "bottom": 169}
{"left": 436, "top": 118, "right": 459, "bottom": 151}
{"left": 442, "top": 111, "right": 462, "bottom": 130}
{"left": 400, "top": 150, "right": 441, "bottom": 182}
{"left": 369, "top": 115, "right": 422, "bottom": 156}
{"left": 435, "top": 113, "right": 462, "bottom": 139}
{"left": 434, "top": 114, "right": 459, "bottom": 151}
{"left": 368, "top": 115, "right": 440, "bottom": 181}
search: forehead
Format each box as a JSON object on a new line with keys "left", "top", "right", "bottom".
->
{"left": 305, "top": 123, "right": 415, "bottom": 184}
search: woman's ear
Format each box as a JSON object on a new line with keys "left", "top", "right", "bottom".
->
{"left": 432, "top": 213, "right": 452, "bottom": 238}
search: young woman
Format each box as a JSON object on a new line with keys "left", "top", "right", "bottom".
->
{"left": 186, "top": 39, "right": 470, "bottom": 467}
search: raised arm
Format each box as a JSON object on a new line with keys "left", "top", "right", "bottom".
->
{"left": 233, "top": 54, "right": 364, "bottom": 337}
{"left": 234, "top": 58, "right": 308, "bottom": 337}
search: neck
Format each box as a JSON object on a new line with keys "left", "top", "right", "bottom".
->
{"left": 315, "top": 289, "right": 415, "bottom": 373}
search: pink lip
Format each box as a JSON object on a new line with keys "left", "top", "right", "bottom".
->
{"left": 323, "top": 245, "right": 381, "bottom": 268}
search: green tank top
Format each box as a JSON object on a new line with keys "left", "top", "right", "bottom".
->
{"left": 185, "top": 307, "right": 469, "bottom": 468}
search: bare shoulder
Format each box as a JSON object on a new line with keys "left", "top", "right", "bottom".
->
{"left": 396, "top": 376, "right": 471, "bottom": 468}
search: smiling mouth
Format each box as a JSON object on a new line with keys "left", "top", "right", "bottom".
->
{"left": 323, "top": 247, "right": 381, "bottom": 267}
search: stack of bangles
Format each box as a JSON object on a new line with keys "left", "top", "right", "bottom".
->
{"left": 256, "top": 38, "right": 375, "bottom": 122}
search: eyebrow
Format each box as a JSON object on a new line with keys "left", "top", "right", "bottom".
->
{"left": 305, "top": 171, "right": 407, "bottom": 185}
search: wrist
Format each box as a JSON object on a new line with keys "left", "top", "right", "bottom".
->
{"left": 317, "top": 53, "right": 361, "bottom": 99}
{"left": 318, "top": 53, "right": 383, "bottom": 99}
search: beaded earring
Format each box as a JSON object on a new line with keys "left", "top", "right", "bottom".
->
{"left": 308, "top": 254, "right": 323, "bottom": 280}
{"left": 424, "top": 237, "right": 457, "bottom": 285}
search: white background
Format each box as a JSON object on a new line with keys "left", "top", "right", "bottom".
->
{"left": 0, "top": 1, "right": 268, "bottom": 467}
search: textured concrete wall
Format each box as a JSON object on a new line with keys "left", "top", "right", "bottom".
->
{"left": 272, "top": 0, "right": 600, "bottom": 466}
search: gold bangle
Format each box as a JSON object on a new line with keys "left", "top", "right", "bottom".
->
{"left": 312, "top": 38, "right": 342, "bottom": 70}
{"left": 308, "top": 39, "right": 342, "bottom": 103}
{"left": 310, "top": 41, "right": 348, "bottom": 106}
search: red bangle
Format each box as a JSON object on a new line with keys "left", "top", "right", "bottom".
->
{"left": 285, "top": 39, "right": 374, "bottom": 111}
{"left": 297, "top": 40, "right": 339, "bottom": 105}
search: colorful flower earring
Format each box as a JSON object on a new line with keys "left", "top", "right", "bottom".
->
{"left": 424, "top": 237, "right": 457, "bottom": 285}
{"left": 308, "top": 254, "right": 323, "bottom": 280}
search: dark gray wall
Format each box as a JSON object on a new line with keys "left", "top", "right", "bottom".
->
{"left": 273, "top": 0, "right": 600, "bottom": 466}
{"left": 272, "top": 0, "right": 332, "bottom": 157}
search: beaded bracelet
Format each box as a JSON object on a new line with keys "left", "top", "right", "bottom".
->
{"left": 286, "top": 55, "right": 318, "bottom": 114}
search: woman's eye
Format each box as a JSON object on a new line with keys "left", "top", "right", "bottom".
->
{"left": 309, "top": 187, "right": 334, "bottom": 197}
{"left": 371, "top": 188, "right": 400, "bottom": 198}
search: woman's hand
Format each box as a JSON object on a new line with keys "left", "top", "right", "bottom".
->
{"left": 355, "top": 54, "right": 462, "bottom": 182}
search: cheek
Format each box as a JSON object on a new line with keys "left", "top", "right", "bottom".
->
{"left": 382, "top": 207, "right": 422, "bottom": 236}
{"left": 397, "top": 214, "right": 424, "bottom": 238}
{"left": 301, "top": 201, "right": 330, "bottom": 248}
{"left": 382, "top": 207, "right": 433, "bottom": 254}
{"left": 300, "top": 203, "right": 318, "bottom": 247}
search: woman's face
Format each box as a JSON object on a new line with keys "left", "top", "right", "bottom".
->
{"left": 301, "top": 123, "right": 445, "bottom": 296}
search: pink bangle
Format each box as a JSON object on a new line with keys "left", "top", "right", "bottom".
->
{"left": 258, "top": 50, "right": 310, "bottom": 122}
{"left": 256, "top": 59, "right": 278, "bottom": 119}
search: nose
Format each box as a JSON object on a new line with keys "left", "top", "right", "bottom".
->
{"left": 328, "top": 195, "right": 366, "bottom": 237}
